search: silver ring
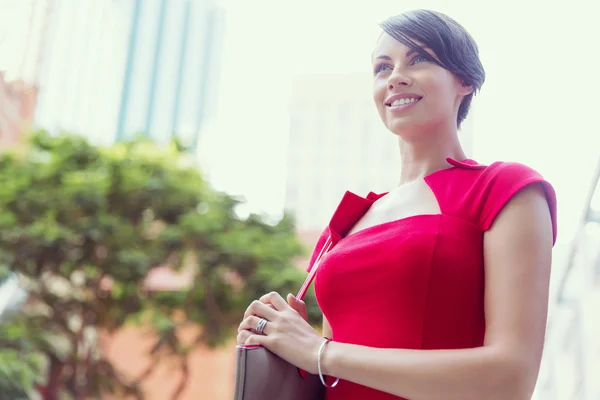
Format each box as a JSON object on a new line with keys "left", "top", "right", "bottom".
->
{"left": 254, "top": 318, "right": 268, "bottom": 335}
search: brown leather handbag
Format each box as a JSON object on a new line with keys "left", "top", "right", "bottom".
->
{"left": 233, "top": 238, "right": 334, "bottom": 400}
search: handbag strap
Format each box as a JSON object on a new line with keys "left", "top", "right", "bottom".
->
{"left": 296, "top": 236, "right": 333, "bottom": 300}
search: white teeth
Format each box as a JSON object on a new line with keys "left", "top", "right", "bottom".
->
{"left": 390, "top": 98, "right": 420, "bottom": 107}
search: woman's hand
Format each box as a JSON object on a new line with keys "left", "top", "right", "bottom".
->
{"left": 286, "top": 292, "right": 309, "bottom": 322}
{"left": 237, "top": 292, "right": 323, "bottom": 374}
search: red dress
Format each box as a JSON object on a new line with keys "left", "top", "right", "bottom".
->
{"left": 306, "top": 158, "right": 557, "bottom": 400}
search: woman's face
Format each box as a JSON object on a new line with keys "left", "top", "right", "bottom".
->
{"left": 372, "top": 33, "right": 471, "bottom": 138}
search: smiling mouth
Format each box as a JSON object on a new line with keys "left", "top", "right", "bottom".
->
{"left": 386, "top": 97, "right": 422, "bottom": 107}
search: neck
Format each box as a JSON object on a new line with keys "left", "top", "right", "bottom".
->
{"left": 397, "top": 128, "right": 466, "bottom": 185}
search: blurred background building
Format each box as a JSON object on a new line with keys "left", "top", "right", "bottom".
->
{"left": 284, "top": 73, "right": 399, "bottom": 231}
{"left": 533, "top": 158, "right": 600, "bottom": 400}
{"left": 0, "top": 71, "right": 37, "bottom": 147}
{"left": 33, "top": 0, "right": 224, "bottom": 148}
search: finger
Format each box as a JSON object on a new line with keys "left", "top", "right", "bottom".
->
{"left": 238, "top": 315, "right": 272, "bottom": 335}
{"left": 287, "top": 293, "right": 308, "bottom": 321}
{"left": 237, "top": 329, "right": 252, "bottom": 346}
{"left": 287, "top": 293, "right": 304, "bottom": 308}
{"left": 245, "top": 333, "right": 267, "bottom": 347}
{"left": 259, "top": 291, "right": 288, "bottom": 311}
{"left": 244, "top": 300, "right": 279, "bottom": 320}
{"left": 287, "top": 293, "right": 306, "bottom": 316}
{"left": 286, "top": 293, "right": 300, "bottom": 311}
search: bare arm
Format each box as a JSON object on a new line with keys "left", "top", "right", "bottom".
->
{"left": 323, "top": 316, "right": 332, "bottom": 339}
{"left": 320, "top": 185, "right": 553, "bottom": 400}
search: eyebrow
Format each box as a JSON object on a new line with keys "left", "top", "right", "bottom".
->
{"left": 406, "top": 46, "right": 432, "bottom": 57}
{"left": 373, "top": 46, "right": 433, "bottom": 62}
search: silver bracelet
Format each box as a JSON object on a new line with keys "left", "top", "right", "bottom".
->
{"left": 317, "top": 338, "right": 340, "bottom": 388}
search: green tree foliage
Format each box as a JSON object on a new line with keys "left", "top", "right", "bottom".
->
{"left": 0, "top": 131, "right": 316, "bottom": 399}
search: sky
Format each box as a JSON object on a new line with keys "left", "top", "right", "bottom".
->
{"left": 0, "top": 0, "right": 599, "bottom": 293}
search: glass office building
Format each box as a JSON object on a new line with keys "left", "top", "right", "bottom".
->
{"left": 35, "top": 0, "right": 224, "bottom": 148}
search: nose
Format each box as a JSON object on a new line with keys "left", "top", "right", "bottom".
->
{"left": 387, "top": 67, "right": 412, "bottom": 90}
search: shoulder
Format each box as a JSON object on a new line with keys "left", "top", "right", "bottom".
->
{"left": 429, "top": 158, "right": 557, "bottom": 244}
{"left": 442, "top": 158, "right": 546, "bottom": 184}
{"left": 472, "top": 161, "right": 556, "bottom": 236}
{"left": 477, "top": 160, "right": 548, "bottom": 188}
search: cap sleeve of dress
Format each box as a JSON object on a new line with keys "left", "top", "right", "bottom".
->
{"left": 477, "top": 162, "right": 558, "bottom": 245}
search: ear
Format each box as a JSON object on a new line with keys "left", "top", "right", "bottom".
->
{"left": 458, "top": 80, "right": 474, "bottom": 96}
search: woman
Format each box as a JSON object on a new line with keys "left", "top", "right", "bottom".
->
{"left": 237, "top": 9, "right": 557, "bottom": 400}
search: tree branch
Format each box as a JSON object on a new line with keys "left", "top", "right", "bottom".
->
{"left": 170, "top": 355, "right": 190, "bottom": 400}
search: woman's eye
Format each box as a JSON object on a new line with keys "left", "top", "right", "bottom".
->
{"left": 412, "top": 55, "right": 428, "bottom": 65}
{"left": 374, "top": 64, "right": 391, "bottom": 74}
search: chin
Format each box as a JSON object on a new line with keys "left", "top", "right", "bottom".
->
{"left": 387, "top": 116, "right": 440, "bottom": 138}
{"left": 386, "top": 118, "right": 421, "bottom": 137}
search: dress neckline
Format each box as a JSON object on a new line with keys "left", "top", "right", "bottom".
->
{"left": 326, "top": 158, "right": 487, "bottom": 242}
